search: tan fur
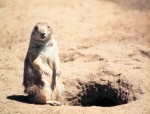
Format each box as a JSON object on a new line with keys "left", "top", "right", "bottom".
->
{"left": 23, "top": 22, "right": 63, "bottom": 106}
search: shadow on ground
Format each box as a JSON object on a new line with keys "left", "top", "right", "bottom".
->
{"left": 7, "top": 95, "right": 31, "bottom": 104}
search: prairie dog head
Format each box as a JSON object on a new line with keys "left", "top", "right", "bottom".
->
{"left": 31, "top": 22, "right": 53, "bottom": 43}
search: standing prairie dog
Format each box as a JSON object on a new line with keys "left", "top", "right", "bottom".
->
{"left": 23, "top": 22, "right": 63, "bottom": 106}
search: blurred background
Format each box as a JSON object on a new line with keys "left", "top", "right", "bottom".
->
{"left": 0, "top": 0, "right": 149, "bottom": 50}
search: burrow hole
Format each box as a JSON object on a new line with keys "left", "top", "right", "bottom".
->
{"left": 65, "top": 81, "right": 137, "bottom": 107}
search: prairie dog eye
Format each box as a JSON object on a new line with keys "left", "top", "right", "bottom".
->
{"left": 34, "top": 26, "right": 38, "bottom": 31}
{"left": 47, "top": 26, "right": 50, "bottom": 28}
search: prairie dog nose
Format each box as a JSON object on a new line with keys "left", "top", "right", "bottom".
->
{"left": 41, "top": 33, "right": 45, "bottom": 36}
{"left": 40, "top": 32, "right": 46, "bottom": 38}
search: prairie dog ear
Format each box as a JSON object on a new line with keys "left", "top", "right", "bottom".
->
{"left": 34, "top": 25, "right": 38, "bottom": 31}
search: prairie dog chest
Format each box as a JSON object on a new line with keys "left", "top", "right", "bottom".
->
{"left": 40, "top": 39, "right": 57, "bottom": 62}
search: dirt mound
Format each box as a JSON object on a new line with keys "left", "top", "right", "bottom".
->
{"left": 64, "top": 74, "right": 142, "bottom": 107}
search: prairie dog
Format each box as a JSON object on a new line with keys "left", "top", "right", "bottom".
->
{"left": 23, "top": 22, "right": 63, "bottom": 106}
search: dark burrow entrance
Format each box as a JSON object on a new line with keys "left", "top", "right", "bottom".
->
{"left": 65, "top": 81, "right": 138, "bottom": 107}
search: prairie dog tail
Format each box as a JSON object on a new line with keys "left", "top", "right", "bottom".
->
{"left": 25, "top": 85, "right": 46, "bottom": 104}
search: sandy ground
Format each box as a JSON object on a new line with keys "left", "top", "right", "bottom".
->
{"left": 0, "top": 0, "right": 150, "bottom": 114}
